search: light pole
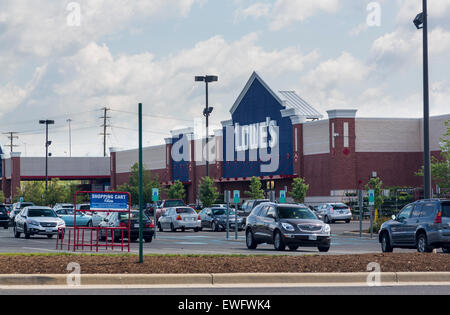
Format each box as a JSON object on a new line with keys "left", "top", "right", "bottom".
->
{"left": 414, "top": 0, "right": 431, "bottom": 199}
{"left": 39, "top": 120, "right": 55, "bottom": 191}
{"left": 67, "top": 118, "right": 72, "bottom": 157}
{"left": 195, "top": 75, "right": 218, "bottom": 177}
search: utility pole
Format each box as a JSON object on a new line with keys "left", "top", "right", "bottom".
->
{"left": 67, "top": 119, "right": 72, "bottom": 157}
{"left": 99, "top": 107, "right": 111, "bottom": 157}
{"left": 3, "top": 132, "right": 19, "bottom": 152}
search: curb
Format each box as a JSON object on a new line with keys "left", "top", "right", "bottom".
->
{"left": 1, "top": 272, "right": 450, "bottom": 286}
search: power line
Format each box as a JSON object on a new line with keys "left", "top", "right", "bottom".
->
{"left": 3, "top": 132, "right": 19, "bottom": 152}
{"left": 109, "top": 108, "right": 192, "bottom": 123}
{"left": 99, "top": 107, "right": 111, "bottom": 157}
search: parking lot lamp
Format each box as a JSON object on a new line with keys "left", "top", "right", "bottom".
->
{"left": 39, "top": 120, "right": 55, "bottom": 191}
{"left": 195, "top": 75, "right": 218, "bottom": 177}
{"left": 413, "top": 0, "right": 431, "bottom": 199}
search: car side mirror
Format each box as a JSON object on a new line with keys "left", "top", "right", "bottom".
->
{"left": 392, "top": 215, "right": 396, "bottom": 220}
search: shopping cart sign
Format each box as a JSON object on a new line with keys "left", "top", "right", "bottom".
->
{"left": 90, "top": 193, "right": 129, "bottom": 210}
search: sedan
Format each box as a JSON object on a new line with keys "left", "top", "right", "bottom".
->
{"left": 245, "top": 203, "right": 331, "bottom": 252}
{"left": 158, "top": 207, "right": 201, "bottom": 232}
{"left": 14, "top": 207, "right": 65, "bottom": 239}
{"left": 98, "top": 210, "right": 154, "bottom": 242}
{"left": 199, "top": 207, "right": 244, "bottom": 232}
{"left": 0, "top": 205, "right": 9, "bottom": 229}
{"left": 55, "top": 208, "right": 93, "bottom": 227}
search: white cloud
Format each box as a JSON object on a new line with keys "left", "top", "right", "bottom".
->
{"left": 14, "top": 33, "right": 317, "bottom": 156}
{"left": 0, "top": 0, "right": 200, "bottom": 58}
{"left": 236, "top": 0, "right": 340, "bottom": 30}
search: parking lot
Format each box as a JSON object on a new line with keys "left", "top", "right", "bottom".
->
{"left": 0, "top": 221, "right": 417, "bottom": 256}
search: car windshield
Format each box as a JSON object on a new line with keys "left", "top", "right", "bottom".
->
{"left": 176, "top": 208, "right": 196, "bottom": 214}
{"left": 212, "top": 208, "right": 235, "bottom": 216}
{"left": 277, "top": 207, "right": 318, "bottom": 220}
{"left": 28, "top": 209, "right": 57, "bottom": 218}
{"left": 119, "top": 212, "right": 148, "bottom": 221}
{"left": 165, "top": 200, "right": 185, "bottom": 207}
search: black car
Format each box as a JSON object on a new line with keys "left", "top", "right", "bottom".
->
{"left": 199, "top": 207, "right": 244, "bottom": 231}
{"left": 98, "top": 210, "right": 155, "bottom": 243}
{"left": 379, "top": 199, "right": 450, "bottom": 253}
{"left": 245, "top": 203, "right": 331, "bottom": 252}
{"left": 0, "top": 205, "right": 9, "bottom": 229}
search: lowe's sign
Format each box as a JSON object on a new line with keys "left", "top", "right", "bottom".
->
{"left": 90, "top": 193, "right": 129, "bottom": 210}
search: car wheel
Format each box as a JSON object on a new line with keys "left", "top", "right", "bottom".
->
{"left": 99, "top": 230, "right": 106, "bottom": 241}
{"left": 24, "top": 225, "right": 30, "bottom": 239}
{"left": 381, "top": 232, "right": 393, "bottom": 253}
{"left": 324, "top": 216, "right": 329, "bottom": 224}
{"left": 14, "top": 226, "right": 20, "bottom": 238}
{"left": 211, "top": 221, "right": 218, "bottom": 232}
{"left": 194, "top": 228, "right": 199, "bottom": 232}
{"left": 181, "top": 227, "right": 185, "bottom": 232}
{"left": 288, "top": 245, "right": 299, "bottom": 251}
{"left": 170, "top": 223, "right": 176, "bottom": 232}
{"left": 246, "top": 229, "right": 257, "bottom": 250}
{"left": 417, "top": 233, "right": 433, "bottom": 253}
{"left": 318, "top": 245, "right": 330, "bottom": 253}
{"left": 144, "top": 237, "right": 152, "bottom": 243}
{"left": 273, "top": 231, "right": 286, "bottom": 251}
{"left": 3, "top": 226, "right": 8, "bottom": 230}
{"left": 87, "top": 221, "right": 93, "bottom": 227}
{"left": 345, "top": 220, "right": 351, "bottom": 224}
{"left": 158, "top": 223, "right": 163, "bottom": 232}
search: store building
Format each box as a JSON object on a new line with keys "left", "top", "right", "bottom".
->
{"left": 110, "top": 72, "right": 449, "bottom": 204}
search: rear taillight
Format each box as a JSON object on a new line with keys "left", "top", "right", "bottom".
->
{"left": 330, "top": 207, "right": 334, "bottom": 213}
{"left": 176, "top": 215, "right": 182, "bottom": 221}
{"left": 434, "top": 212, "right": 442, "bottom": 224}
{"left": 198, "top": 215, "right": 201, "bottom": 221}
{"left": 145, "top": 222, "right": 155, "bottom": 228}
{"left": 120, "top": 222, "right": 127, "bottom": 228}
{"left": 348, "top": 207, "right": 351, "bottom": 213}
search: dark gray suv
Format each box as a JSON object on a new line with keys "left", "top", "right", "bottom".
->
{"left": 245, "top": 203, "right": 331, "bottom": 252}
{"left": 379, "top": 199, "right": 450, "bottom": 253}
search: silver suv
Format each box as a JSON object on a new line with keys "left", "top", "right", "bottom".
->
{"left": 317, "top": 203, "right": 352, "bottom": 224}
{"left": 14, "top": 207, "right": 65, "bottom": 239}
{"left": 379, "top": 199, "right": 450, "bottom": 253}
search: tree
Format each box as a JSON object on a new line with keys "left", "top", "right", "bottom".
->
{"left": 365, "top": 177, "right": 384, "bottom": 212}
{"left": 245, "top": 177, "right": 265, "bottom": 199}
{"left": 0, "top": 191, "right": 4, "bottom": 204}
{"left": 289, "top": 177, "right": 309, "bottom": 203}
{"left": 167, "top": 180, "right": 186, "bottom": 200}
{"left": 116, "top": 163, "right": 161, "bottom": 205}
{"left": 416, "top": 120, "right": 450, "bottom": 189}
{"left": 198, "top": 177, "right": 219, "bottom": 207}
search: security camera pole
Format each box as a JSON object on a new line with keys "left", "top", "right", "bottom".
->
{"left": 414, "top": 0, "right": 431, "bottom": 199}
{"left": 195, "top": 75, "right": 218, "bottom": 177}
{"left": 39, "top": 120, "right": 55, "bottom": 191}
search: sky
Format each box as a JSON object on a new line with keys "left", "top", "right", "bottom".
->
{"left": 0, "top": 0, "right": 449, "bottom": 157}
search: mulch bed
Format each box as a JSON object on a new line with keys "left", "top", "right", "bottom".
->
{"left": 0, "top": 253, "right": 449, "bottom": 274}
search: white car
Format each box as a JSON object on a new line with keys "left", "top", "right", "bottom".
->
{"left": 158, "top": 207, "right": 201, "bottom": 232}
{"left": 14, "top": 206, "right": 65, "bottom": 239}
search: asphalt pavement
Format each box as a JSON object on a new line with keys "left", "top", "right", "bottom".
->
{"left": 0, "top": 221, "right": 417, "bottom": 255}
{"left": 1, "top": 285, "right": 449, "bottom": 295}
